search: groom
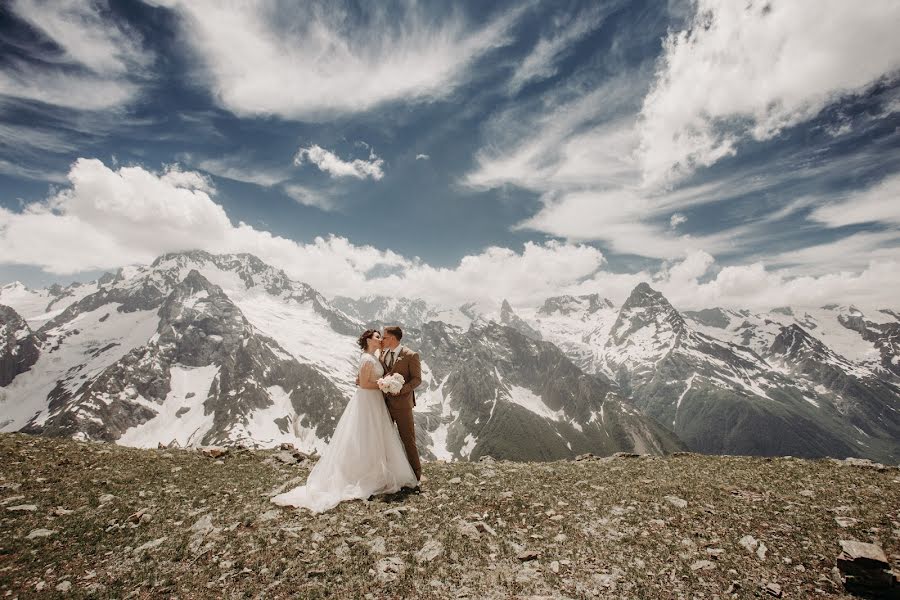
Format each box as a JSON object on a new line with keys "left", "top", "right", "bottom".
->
{"left": 380, "top": 326, "right": 422, "bottom": 484}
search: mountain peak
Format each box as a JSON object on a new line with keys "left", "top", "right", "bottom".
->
{"left": 610, "top": 283, "right": 685, "bottom": 346}
{"left": 623, "top": 282, "right": 672, "bottom": 309}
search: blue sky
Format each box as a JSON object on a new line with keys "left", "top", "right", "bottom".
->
{"left": 0, "top": 0, "right": 898, "bottom": 310}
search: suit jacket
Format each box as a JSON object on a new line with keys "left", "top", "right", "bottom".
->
{"left": 382, "top": 345, "right": 421, "bottom": 408}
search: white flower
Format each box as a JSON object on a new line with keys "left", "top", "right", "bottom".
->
{"left": 377, "top": 373, "right": 405, "bottom": 394}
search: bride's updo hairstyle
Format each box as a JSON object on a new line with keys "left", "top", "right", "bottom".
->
{"left": 357, "top": 329, "right": 377, "bottom": 351}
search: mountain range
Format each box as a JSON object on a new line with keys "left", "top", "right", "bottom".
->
{"left": 1, "top": 250, "right": 898, "bottom": 463}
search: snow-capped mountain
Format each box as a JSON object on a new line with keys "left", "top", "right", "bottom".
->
{"left": 0, "top": 251, "right": 682, "bottom": 461}
{"left": 409, "top": 320, "right": 684, "bottom": 461}
{"left": 519, "top": 284, "right": 900, "bottom": 463}
{"left": 332, "top": 295, "right": 474, "bottom": 329}
{"left": 0, "top": 305, "right": 40, "bottom": 388}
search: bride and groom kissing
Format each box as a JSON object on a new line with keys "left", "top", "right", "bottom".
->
{"left": 271, "top": 326, "right": 423, "bottom": 513}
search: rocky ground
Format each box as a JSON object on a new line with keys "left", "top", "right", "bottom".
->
{"left": 1, "top": 433, "right": 898, "bottom": 599}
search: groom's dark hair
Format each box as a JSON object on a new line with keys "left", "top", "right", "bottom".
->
{"left": 384, "top": 325, "right": 403, "bottom": 341}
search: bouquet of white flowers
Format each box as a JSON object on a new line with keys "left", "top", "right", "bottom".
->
{"left": 377, "top": 373, "right": 405, "bottom": 395}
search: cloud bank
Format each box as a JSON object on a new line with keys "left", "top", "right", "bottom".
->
{"left": 3, "top": 158, "right": 898, "bottom": 312}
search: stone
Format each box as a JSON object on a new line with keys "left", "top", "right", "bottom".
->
{"left": 837, "top": 540, "right": 899, "bottom": 594}
{"left": 98, "top": 493, "right": 115, "bottom": 504}
{"left": 415, "top": 539, "right": 443, "bottom": 562}
{"left": 6, "top": 504, "right": 37, "bottom": 512}
{"left": 517, "top": 549, "right": 540, "bottom": 561}
{"left": 763, "top": 582, "right": 782, "bottom": 597}
{"left": 375, "top": 556, "right": 406, "bottom": 582}
{"left": 690, "top": 560, "right": 715, "bottom": 571}
{"left": 133, "top": 536, "right": 168, "bottom": 554}
{"left": 739, "top": 535, "right": 759, "bottom": 554}
{"left": 613, "top": 452, "right": 641, "bottom": 458}
{"left": 457, "top": 521, "right": 481, "bottom": 539}
{"left": 835, "top": 516, "right": 858, "bottom": 528}
{"left": 448, "top": 477, "right": 462, "bottom": 485}
{"left": 201, "top": 446, "right": 228, "bottom": 459}
{"left": 55, "top": 580, "right": 72, "bottom": 592}
{"left": 273, "top": 451, "right": 298, "bottom": 464}
{"left": 26, "top": 528, "right": 56, "bottom": 539}
{"left": 664, "top": 495, "right": 688, "bottom": 509}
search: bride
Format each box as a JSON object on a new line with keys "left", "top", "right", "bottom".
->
{"left": 270, "top": 329, "right": 418, "bottom": 513}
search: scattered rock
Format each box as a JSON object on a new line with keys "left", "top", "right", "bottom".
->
{"left": 575, "top": 453, "right": 594, "bottom": 461}
{"left": 457, "top": 521, "right": 481, "bottom": 539}
{"left": 415, "top": 539, "right": 443, "bottom": 562}
{"left": 25, "top": 528, "right": 55, "bottom": 539}
{"left": 835, "top": 516, "right": 858, "bottom": 528}
{"left": 98, "top": 493, "right": 115, "bottom": 504}
{"left": 55, "top": 580, "right": 72, "bottom": 592}
{"left": 516, "top": 549, "right": 539, "bottom": 562}
{"left": 757, "top": 542, "right": 768, "bottom": 561}
{"left": 690, "top": 560, "right": 715, "bottom": 571}
{"left": 448, "top": 477, "right": 462, "bottom": 485}
{"left": 133, "top": 536, "right": 167, "bottom": 554}
{"left": 613, "top": 452, "right": 640, "bottom": 458}
{"left": 832, "top": 457, "right": 888, "bottom": 471}
{"left": 273, "top": 450, "right": 298, "bottom": 465}
{"left": 375, "top": 556, "right": 406, "bottom": 582}
{"left": 50, "top": 506, "right": 74, "bottom": 516}
{"left": 200, "top": 446, "right": 228, "bottom": 459}
{"left": 664, "top": 495, "right": 688, "bottom": 509}
{"left": 799, "top": 489, "right": 815, "bottom": 498}
{"left": 473, "top": 521, "right": 496, "bottom": 536}
{"left": 739, "top": 535, "right": 759, "bottom": 554}
{"left": 836, "top": 539, "right": 899, "bottom": 595}
{"left": 6, "top": 503, "right": 37, "bottom": 512}
{"left": 762, "top": 582, "right": 782, "bottom": 597}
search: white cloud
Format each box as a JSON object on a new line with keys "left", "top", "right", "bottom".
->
{"left": 294, "top": 144, "right": 385, "bottom": 181}
{"left": 415, "top": 154, "right": 430, "bottom": 161}
{"left": 189, "top": 155, "right": 291, "bottom": 187}
{"left": 669, "top": 213, "right": 687, "bottom": 229}
{"left": 282, "top": 184, "right": 335, "bottom": 212}
{"left": 507, "top": 5, "right": 607, "bottom": 94}
{"left": 1, "top": 1, "right": 150, "bottom": 111}
{"left": 809, "top": 174, "right": 900, "bottom": 228}
{"left": 152, "top": 0, "right": 524, "bottom": 120}
{"left": 0, "top": 158, "right": 67, "bottom": 183}
{"left": 11, "top": 0, "right": 150, "bottom": 75}
{"left": 4, "top": 158, "right": 897, "bottom": 314}
{"left": 638, "top": 0, "right": 900, "bottom": 185}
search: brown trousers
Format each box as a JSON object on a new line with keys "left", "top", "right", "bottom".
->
{"left": 386, "top": 394, "right": 421, "bottom": 481}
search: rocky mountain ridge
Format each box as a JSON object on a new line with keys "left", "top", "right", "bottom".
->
{"left": 0, "top": 251, "right": 682, "bottom": 461}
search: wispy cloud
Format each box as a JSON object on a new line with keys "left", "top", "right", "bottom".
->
{"left": 282, "top": 184, "right": 335, "bottom": 212}
{"left": 187, "top": 154, "right": 291, "bottom": 187}
{"left": 507, "top": 4, "right": 609, "bottom": 94}
{"left": 638, "top": 0, "right": 900, "bottom": 186}
{"left": 151, "top": 1, "right": 525, "bottom": 120}
{"left": 1, "top": 0, "right": 152, "bottom": 111}
{"left": 415, "top": 154, "right": 430, "bottom": 161}
{"left": 294, "top": 144, "right": 385, "bottom": 181}
{"left": 808, "top": 173, "right": 900, "bottom": 228}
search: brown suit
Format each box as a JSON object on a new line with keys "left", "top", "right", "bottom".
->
{"left": 382, "top": 345, "right": 422, "bottom": 480}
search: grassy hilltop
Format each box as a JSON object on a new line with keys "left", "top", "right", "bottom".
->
{"left": 1, "top": 433, "right": 898, "bottom": 599}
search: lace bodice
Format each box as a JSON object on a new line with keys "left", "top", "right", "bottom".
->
{"left": 359, "top": 352, "right": 384, "bottom": 379}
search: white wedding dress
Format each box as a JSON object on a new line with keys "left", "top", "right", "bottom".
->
{"left": 270, "top": 352, "right": 418, "bottom": 513}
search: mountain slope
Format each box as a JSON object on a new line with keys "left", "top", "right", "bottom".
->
{"left": 0, "top": 251, "right": 683, "bottom": 461}
{"left": 525, "top": 283, "right": 900, "bottom": 463}
{"left": 410, "top": 320, "right": 684, "bottom": 461}
{"left": 0, "top": 305, "right": 40, "bottom": 389}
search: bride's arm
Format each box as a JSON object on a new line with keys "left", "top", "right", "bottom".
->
{"left": 358, "top": 360, "right": 381, "bottom": 390}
